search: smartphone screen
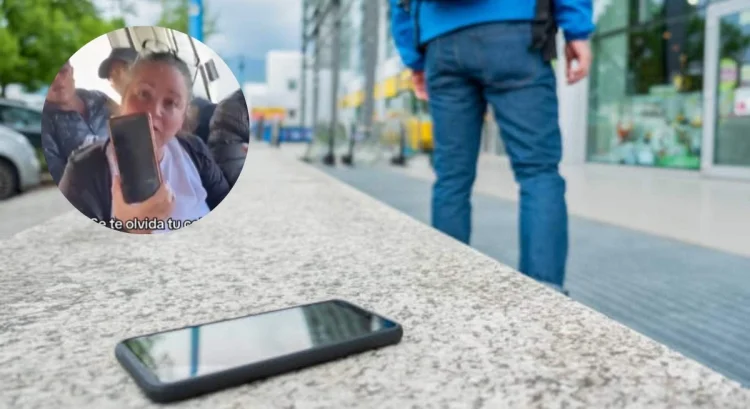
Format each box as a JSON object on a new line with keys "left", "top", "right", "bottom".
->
{"left": 109, "top": 113, "right": 161, "bottom": 204}
{"left": 122, "top": 300, "right": 399, "bottom": 384}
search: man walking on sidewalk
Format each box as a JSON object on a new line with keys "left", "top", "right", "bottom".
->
{"left": 389, "top": 0, "right": 594, "bottom": 293}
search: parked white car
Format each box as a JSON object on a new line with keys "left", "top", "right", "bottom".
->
{"left": 0, "top": 124, "right": 41, "bottom": 200}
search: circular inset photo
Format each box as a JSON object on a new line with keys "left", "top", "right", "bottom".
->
{"left": 42, "top": 26, "right": 249, "bottom": 234}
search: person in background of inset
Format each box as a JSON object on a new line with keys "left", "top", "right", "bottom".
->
{"left": 42, "top": 61, "right": 118, "bottom": 185}
{"left": 98, "top": 47, "right": 138, "bottom": 98}
{"left": 389, "top": 0, "right": 595, "bottom": 295}
{"left": 185, "top": 96, "right": 218, "bottom": 143}
{"left": 58, "top": 51, "right": 230, "bottom": 234}
{"left": 207, "top": 89, "right": 249, "bottom": 187}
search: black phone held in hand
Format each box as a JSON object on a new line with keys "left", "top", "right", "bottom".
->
{"left": 115, "top": 299, "right": 403, "bottom": 404}
{"left": 108, "top": 113, "right": 161, "bottom": 204}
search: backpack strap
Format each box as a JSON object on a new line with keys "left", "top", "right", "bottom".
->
{"left": 414, "top": 0, "right": 425, "bottom": 54}
{"left": 530, "top": 0, "right": 558, "bottom": 62}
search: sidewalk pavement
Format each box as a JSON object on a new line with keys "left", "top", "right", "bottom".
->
{"left": 280, "top": 141, "right": 750, "bottom": 258}
{"left": 279, "top": 141, "right": 750, "bottom": 387}
{"left": 395, "top": 152, "right": 750, "bottom": 258}
{"left": 310, "top": 157, "right": 750, "bottom": 388}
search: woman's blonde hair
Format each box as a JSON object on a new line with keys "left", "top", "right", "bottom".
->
{"left": 125, "top": 50, "right": 194, "bottom": 101}
{"left": 121, "top": 49, "right": 196, "bottom": 131}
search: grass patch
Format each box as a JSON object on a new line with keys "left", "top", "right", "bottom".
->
{"left": 35, "top": 148, "right": 48, "bottom": 172}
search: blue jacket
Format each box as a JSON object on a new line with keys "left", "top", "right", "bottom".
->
{"left": 389, "top": 0, "right": 595, "bottom": 71}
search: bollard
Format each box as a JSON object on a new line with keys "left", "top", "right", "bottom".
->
{"left": 271, "top": 121, "right": 282, "bottom": 148}
{"left": 322, "top": 122, "right": 336, "bottom": 166}
{"left": 341, "top": 122, "right": 356, "bottom": 166}
{"left": 390, "top": 119, "right": 407, "bottom": 166}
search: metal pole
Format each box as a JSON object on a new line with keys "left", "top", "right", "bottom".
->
{"left": 188, "top": 0, "right": 203, "bottom": 42}
{"left": 391, "top": 119, "right": 407, "bottom": 166}
{"left": 299, "top": 0, "right": 308, "bottom": 150}
{"left": 303, "top": 4, "right": 322, "bottom": 162}
{"left": 342, "top": 0, "right": 380, "bottom": 166}
{"left": 322, "top": 0, "right": 341, "bottom": 166}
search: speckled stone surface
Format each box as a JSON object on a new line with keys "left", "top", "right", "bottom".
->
{"left": 2, "top": 145, "right": 749, "bottom": 409}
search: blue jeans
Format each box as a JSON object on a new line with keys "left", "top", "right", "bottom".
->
{"left": 424, "top": 22, "right": 569, "bottom": 288}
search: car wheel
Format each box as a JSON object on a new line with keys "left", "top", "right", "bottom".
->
{"left": 0, "top": 159, "right": 19, "bottom": 200}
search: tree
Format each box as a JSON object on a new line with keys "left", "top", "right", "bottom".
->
{"left": 155, "top": 0, "right": 218, "bottom": 42}
{"left": 0, "top": 0, "right": 126, "bottom": 96}
{"left": 626, "top": 9, "right": 750, "bottom": 95}
{"left": 683, "top": 15, "right": 750, "bottom": 88}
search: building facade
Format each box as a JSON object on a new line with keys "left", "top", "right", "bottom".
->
{"left": 336, "top": 0, "right": 750, "bottom": 180}
{"left": 248, "top": 49, "right": 327, "bottom": 141}
{"left": 247, "top": 51, "right": 305, "bottom": 126}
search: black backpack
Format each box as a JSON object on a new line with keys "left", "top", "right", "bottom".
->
{"left": 398, "top": 0, "right": 558, "bottom": 62}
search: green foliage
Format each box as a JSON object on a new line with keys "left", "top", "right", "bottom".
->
{"left": 0, "top": 0, "right": 223, "bottom": 96}
{"left": 155, "top": 0, "right": 218, "bottom": 41}
{"left": 0, "top": 0, "right": 126, "bottom": 95}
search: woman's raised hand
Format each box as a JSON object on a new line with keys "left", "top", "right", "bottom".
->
{"left": 111, "top": 175, "right": 175, "bottom": 233}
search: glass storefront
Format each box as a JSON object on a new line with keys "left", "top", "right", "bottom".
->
{"left": 587, "top": 0, "right": 750, "bottom": 171}
{"left": 589, "top": 0, "right": 708, "bottom": 169}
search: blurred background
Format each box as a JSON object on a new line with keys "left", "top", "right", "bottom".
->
{"left": 0, "top": 0, "right": 749, "bottom": 390}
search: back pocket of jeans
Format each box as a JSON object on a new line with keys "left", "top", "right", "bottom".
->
{"left": 478, "top": 25, "right": 542, "bottom": 90}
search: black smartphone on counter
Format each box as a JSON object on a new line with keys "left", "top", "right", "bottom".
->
{"left": 115, "top": 299, "right": 403, "bottom": 403}
{"left": 108, "top": 113, "right": 161, "bottom": 204}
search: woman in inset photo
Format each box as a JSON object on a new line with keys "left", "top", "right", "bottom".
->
{"left": 59, "top": 50, "right": 230, "bottom": 234}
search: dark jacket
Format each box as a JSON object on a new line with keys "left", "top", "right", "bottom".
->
{"left": 42, "top": 89, "right": 116, "bottom": 185}
{"left": 191, "top": 97, "right": 217, "bottom": 143}
{"left": 207, "top": 89, "right": 249, "bottom": 187}
{"left": 58, "top": 133, "right": 230, "bottom": 227}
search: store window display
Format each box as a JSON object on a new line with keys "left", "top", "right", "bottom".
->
{"left": 588, "top": 1, "right": 710, "bottom": 169}
{"left": 588, "top": 0, "right": 750, "bottom": 170}
{"left": 712, "top": 9, "right": 750, "bottom": 168}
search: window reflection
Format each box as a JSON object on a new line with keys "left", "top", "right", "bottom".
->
{"left": 588, "top": 1, "right": 710, "bottom": 169}
{"left": 588, "top": 0, "right": 750, "bottom": 170}
{"left": 713, "top": 10, "right": 750, "bottom": 167}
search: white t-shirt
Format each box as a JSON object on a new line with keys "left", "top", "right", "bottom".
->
{"left": 108, "top": 137, "right": 210, "bottom": 233}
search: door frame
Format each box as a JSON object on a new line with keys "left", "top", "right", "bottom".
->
{"left": 701, "top": 0, "right": 750, "bottom": 180}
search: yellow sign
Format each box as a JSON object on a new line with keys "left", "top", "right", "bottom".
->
{"left": 339, "top": 94, "right": 350, "bottom": 108}
{"left": 252, "top": 107, "right": 286, "bottom": 118}
{"left": 340, "top": 90, "right": 365, "bottom": 108}
{"left": 339, "top": 72, "right": 411, "bottom": 108}
{"left": 399, "top": 70, "right": 413, "bottom": 91}
{"left": 353, "top": 90, "right": 364, "bottom": 106}
{"left": 381, "top": 76, "right": 398, "bottom": 98}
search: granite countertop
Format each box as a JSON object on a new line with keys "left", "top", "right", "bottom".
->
{"left": 2, "top": 145, "right": 749, "bottom": 408}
